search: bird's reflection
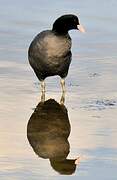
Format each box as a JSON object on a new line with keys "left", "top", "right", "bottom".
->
{"left": 27, "top": 99, "right": 79, "bottom": 175}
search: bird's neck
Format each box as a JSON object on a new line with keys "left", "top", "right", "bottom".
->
{"left": 52, "top": 29, "right": 69, "bottom": 38}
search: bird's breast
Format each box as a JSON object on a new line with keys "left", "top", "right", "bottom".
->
{"left": 42, "top": 34, "right": 71, "bottom": 58}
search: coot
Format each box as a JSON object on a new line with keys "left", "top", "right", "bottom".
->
{"left": 28, "top": 14, "right": 85, "bottom": 93}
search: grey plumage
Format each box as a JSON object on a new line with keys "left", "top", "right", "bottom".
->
{"left": 28, "top": 30, "right": 72, "bottom": 81}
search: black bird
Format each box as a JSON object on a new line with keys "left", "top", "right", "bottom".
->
{"left": 28, "top": 14, "right": 85, "bottom": 98}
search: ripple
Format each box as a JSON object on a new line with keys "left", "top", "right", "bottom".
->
{"left": 81, "top": 99, "right": 117, "bottom": 111}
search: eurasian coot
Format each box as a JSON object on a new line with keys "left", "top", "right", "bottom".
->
{"left": 28, "top": 14, "right": 85, "bottom": 94}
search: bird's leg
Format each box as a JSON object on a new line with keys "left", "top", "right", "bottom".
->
{"left": 40, "top": 80, "right": 45, "bottom": 102}
{"left": 60, "top": 78, "right": 66, "bottom": 104}
{"left": 41, "top": 80, "right": 45, "bottom": 92}
{"left": 60, "top": 91, "right": 65, "bottom": 104}
{"left": 60, "top": 78, "right": 66, "bottom": 93}
{"left": 41, "top": 91, "right": 45, "bottom": 102}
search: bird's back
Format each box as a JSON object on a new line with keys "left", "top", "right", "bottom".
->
{"left": 28, "top": 30, "right": 72, "bottom": 80}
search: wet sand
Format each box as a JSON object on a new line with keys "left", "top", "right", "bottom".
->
{"left": 0, "top": 0, "right": 117, "bottom": 179}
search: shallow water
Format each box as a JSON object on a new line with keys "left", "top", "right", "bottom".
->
{"left": 0, "top": 0, "right": 117, "bottom": 179}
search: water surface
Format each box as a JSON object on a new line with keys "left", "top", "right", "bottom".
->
{"left": 0, "top": 0, "right": 117, "bottom": 179}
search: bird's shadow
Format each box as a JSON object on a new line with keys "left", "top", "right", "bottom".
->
{"left": 27, "top": 99, "right": 79, "bottom": 175}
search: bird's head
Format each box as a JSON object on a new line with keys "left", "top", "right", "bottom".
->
{"left": 52, "top": 14, "right": 85, "bottom": 34}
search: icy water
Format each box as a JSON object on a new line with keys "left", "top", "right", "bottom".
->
{"left": 0, "top": 0, "right": 117, "bottom": 179}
